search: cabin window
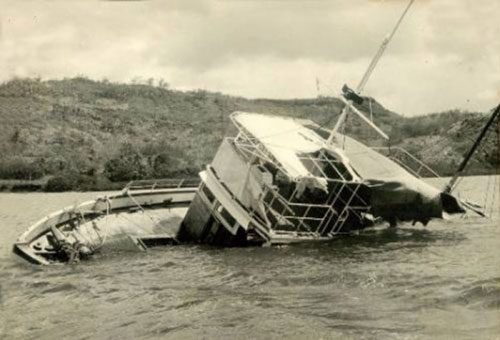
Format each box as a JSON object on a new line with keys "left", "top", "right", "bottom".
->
{"left": 320, "top": 151, "right": 353, "bottom": 181}
{"left": 220, "top": 207, "right": 237, "bottom": 228}
{"left": 298, "top": 150, "right": 354, "bottom": 181}
{"left": 201, "top": 185, "right": 216, "bottom": 203}
{"left": 333, "top": 162, "right": 353, "bottom": 181}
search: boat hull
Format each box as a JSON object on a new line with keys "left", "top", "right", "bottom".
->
{"left": 13, "top": 187, "right": 196, "bottom": 265}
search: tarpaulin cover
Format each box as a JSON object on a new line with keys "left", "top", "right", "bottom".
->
{"left": 339, "top": 134, "right": 464, "bottom": 222}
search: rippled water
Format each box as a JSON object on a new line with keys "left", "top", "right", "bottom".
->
{"left": 1, "top": 177, "right": 499, "bottom": 339}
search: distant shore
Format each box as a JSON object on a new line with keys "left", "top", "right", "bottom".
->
{"left": 0, "top": 177, "right": 125, "bottom": 193}
{"left": 2, "top": 174, "right": 499, "bottom": 193}
{"left": 1, "top": 77, "right": 498, "bottom": 191}
{"left": 0, "top": 177, "right": 198, "bottom": 193}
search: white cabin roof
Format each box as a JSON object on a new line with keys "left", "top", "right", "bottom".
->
{"left": 232, "top": 112, "right": 327, "bottom": 180}
{"left": 231, "top": 111, "right": 441, "bottom": 196}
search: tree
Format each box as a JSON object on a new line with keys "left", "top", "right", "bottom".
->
{"left": 152, "top": 152, "right": 177, "bottom": 178}
{"left": 104, "top": 143, "right": 147, "bottom": 182}
{"left": 158, "top": 78, "right": 169, "bottom": 89}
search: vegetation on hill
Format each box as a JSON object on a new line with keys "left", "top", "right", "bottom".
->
{"left": 0, "top": 77, "right": 497, "bottom": 191}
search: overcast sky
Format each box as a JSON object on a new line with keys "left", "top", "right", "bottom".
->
{"left": 1, "top": 0, "right": 499, "bottom": 116}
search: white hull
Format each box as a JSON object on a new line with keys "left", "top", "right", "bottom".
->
{"left": 13, "top": 187, "right": 196, "bottom": 265}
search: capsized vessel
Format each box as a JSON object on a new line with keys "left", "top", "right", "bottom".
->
{"left": 177, "top": 111, "right": 467, "bottom": 246}
{"left": 12, "top": 0, "right": 495, "bottom": 264}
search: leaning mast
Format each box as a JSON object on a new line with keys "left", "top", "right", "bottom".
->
{"left": 327, "top": 0, "right": 416, "bottom": 144}
{"left": 444, "top": 104, "right": 500, "bottom": 193}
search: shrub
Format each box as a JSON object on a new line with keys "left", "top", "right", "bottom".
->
{"left": 0, "top": 77, "right": 48, "bottom": 97}
{"left": 104, "top": 143, "right": 147, "bottom": 182}
{"left": 45, "top": 172, "right": 99, "bottom": 192}
{"left": 45, "top": 175, "right": 77, "bottom": 192}
{"left": 0, "top": 158, "right": 44, "bottom": 180}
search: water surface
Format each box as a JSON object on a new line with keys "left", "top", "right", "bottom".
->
{"left": 1, "top": 177, "right": 499, "bottom": 339}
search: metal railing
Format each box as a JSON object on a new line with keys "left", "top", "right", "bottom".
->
{"left": 123, "top": 178, "right": 201, "bottom": 191}
{"left": 259, "top": 179, "right": 368, "bottom": 237}
{"left": 372, "top": 146, "right": 440, "bottom": 178}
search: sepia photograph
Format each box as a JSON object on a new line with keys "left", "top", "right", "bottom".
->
{"left": 0, "top": 0, "right": 499, "bottom": 339}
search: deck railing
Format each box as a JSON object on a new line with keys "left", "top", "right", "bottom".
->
{"left": 372, "top": 147, "right": 440, "bottom": 178}
{"left": 123, "top": 178, "right": 201, "bottom": 191}
{"left": 259, "top": 179, "right": 369, "bottom": 237}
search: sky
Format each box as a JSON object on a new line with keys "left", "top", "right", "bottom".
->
{"left": 0, "top": 0, "right": 499, "bottom": 116}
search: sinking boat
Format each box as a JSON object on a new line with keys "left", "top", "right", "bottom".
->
{"left": 176, "top": 110, "right": 470, "bottom": 246}
{"left": 177, "top": 0, "right": 497, "bottom": 247}
{"left": 13, "top": 180, "right": 198, "bottom": 265}
{"left": 12, "top": 0, "right": 498, "bottom": 265}
{"left": 13, "top": 102, "right": 497, "bottom": 264}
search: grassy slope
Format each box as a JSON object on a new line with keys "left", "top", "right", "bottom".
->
{"left": 0, "top": 77, "right": 497, "bottom": 191}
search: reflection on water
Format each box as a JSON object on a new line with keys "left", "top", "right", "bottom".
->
{"left": 0, "top": 176, "right": 499, "bottom": 339}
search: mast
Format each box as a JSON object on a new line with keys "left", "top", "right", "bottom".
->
{"left": 327, "top": 0, "right": 416, "bottom": 144}
{"left": 444, "top": 103, "right": 500, "bottom": 193}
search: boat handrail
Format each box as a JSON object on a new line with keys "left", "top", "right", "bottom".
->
{"left": 371, "top": 146, "right": 440, "bottom": 178}
{"left": 260, "top": 180, "right": 368, "bottom": 236}
{"left": 123, "top": 178, "right": 201, "bottom": 191}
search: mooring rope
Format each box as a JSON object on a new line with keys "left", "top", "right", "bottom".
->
{"left": 90, "top": 196, "right": 112, "bottom": 251}
{"left": 124, "top": 189, "right": 162, "bottom": 225}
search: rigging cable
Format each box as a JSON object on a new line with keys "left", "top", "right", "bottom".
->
{"left": 332, "top": 0, "right": 416, "bottom": 137}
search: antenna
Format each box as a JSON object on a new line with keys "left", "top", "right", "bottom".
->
{"left": 356, "top": 0, "right": 416, "bottom": 94}
{"left": 327, "top": 0, "right": 416, "bottom": 143}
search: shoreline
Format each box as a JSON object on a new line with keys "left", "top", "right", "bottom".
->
{"left": 1, "top": 173, "right": 498, "bottom": 193}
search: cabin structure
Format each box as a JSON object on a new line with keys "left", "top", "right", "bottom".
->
{"left": 178, "top": 112, "right": 378, "bottom": 245}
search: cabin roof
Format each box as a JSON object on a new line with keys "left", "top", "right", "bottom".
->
{"left": 232, "top": 112, "right": 328, "bottom": 180}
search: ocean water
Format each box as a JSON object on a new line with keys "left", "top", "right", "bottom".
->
{"left": 0, "top": 176, "right": 499, "bottom": 339}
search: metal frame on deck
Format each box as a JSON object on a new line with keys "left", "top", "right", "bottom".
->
{"left": 227, "top": 117, "right": 371, "bottom": 239}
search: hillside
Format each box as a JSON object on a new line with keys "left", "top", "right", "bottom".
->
{"left": 0, "top": 77, "right": 498, "bottom": 191}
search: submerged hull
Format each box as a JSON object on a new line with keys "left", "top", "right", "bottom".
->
{"left": 13, "top": 187, "right": 196, "bottom": 265}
